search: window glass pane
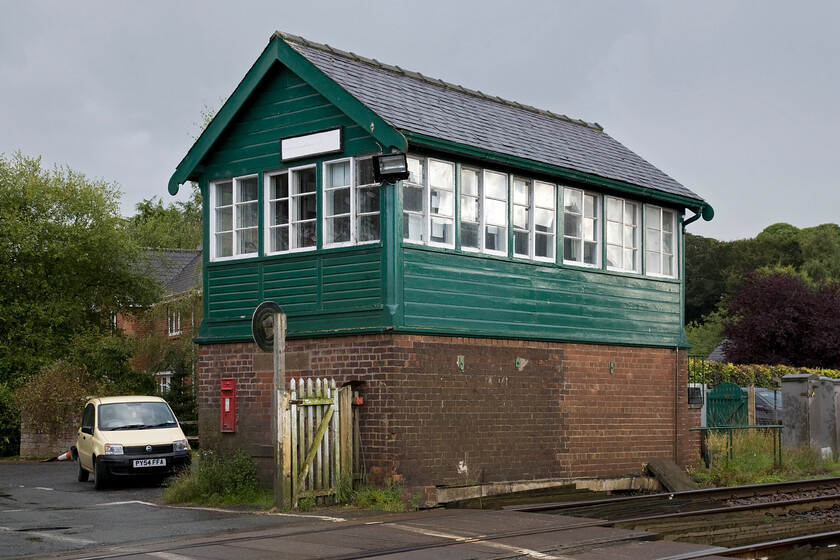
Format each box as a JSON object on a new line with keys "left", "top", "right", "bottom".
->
{"left": 429, "top": 160, "right": 454, "bottom": 189}
{"left": 216, "top": 182, "right": 233, "bottom": 206}
{"left": 663, "top": 232, "right": 673, "bottom": 254}
{"left": 238, "top": 202, "right": 258, "bottom": 228}
{"left": 663, "top": 255, "right": 674, "bottom": 276}
{"left": 513, "top": 179, "right": 529, "bottom": 204}
{"left": 462, "top": 222, "right": 479, "bottom": 248}
{"left": 584, "top": 242, "right": 598, "bottom": 264}
{"left": 565, "top": 238, "right": 579, "bottom": 261}
{"left": 564, "top": 214, "right": 581, "bottom": 237}
{"left": 584, "top": 194, "right": 596, "bottom": 217}
{"left": 216, "top": 207, "right": 232, "bottom": 232}
{"left": 430, "top": 217, "right": 454, "bottom": 244}
{"left": 535, "top": 208, "right": 554, "bottom": 232}
{"left": 514, "top": 231, "right": 529, "bottom": 256}
{"left": 625, "top": 202, "right": 638, "bottom": 225}
{"left": 238, "top": 177, "right": 258, "bottom": 201}
{"left": 273, "top": 201, "right": 289, "bottom": 226}
{"left": 607, "top": 197, "right": 622, "bottom": 220}
{"left": 646, "top": 206, "right": 661, "bottom": 229}
{"left": 326, "top": 216, "right": 351, "bottom": 243}
{"left": 647, "top": 251, "right": 661, "bottom": 274}
{"left": 485, "top": 171, "right": 507, "bottom": 199}
{"left": 404, "top": 213, "right": 423, "bottom": 242}
{"left": 514, "top": 205, "right": 529, "bottom": 229}
{"left": 407, "top": 157, "right": 424, "bottom": 184}
{"left": 326, "top": 188, "right": 351, "bottom": 216}
{"left": 356, "top": 158, "right": 376, "bottom": 186}
{"left": 564, "top": 188, "right": 581, "bottom": 213}
{"left": 216, "top": 232, "right": 232, "bottom": 257}
{"left": 535, "top": 233, "right": 554, "bottom": 259}
{"left": 583, "top": 218, "right": 596, "bottom": 241}
{"left": 535, "top": 182, "right": 555, "bottom": 209}
{"left": 272, "top": 226, "right": 289, "bottom": 252}
{"left": 358, "top": 215, "right": 380, "bottom": 242}
{"left": 404, "top": 185, "right": 424, "bottom": 212}
{"left": 624, "top": 248, "right": 636, "bottom": 269}
{"left": 485, "top": 225, "right": 504, "bottom": 252}
{"left": 238, "top": 228, "right": 257, "bottom": 254}
{"left": 607, "top": 245, "right": 621, "bottom": 268}
{"left": 646, "top": 229, "right": 661, "bottom": 251}
{"left": 624, "top": 225, "right": 636, "bottom": 245}
{"left": 271, "top": 174, "right": 288, "bottom": 199}
{"left": 431, "top": 189, "right": 453, "bottom": 217}
{"left": 296, "top": 194, "right": 316, "bottom": 221}
{"left": 357, "top": 186, "right": 379, "bottom": 214}
{"left": 607, "top": 221, "right": 622, "bottom": 244}
{"left": 296, "top": 222, "right": 316, "bottom": 248}
{"left": 486, "top": 198, "right": 506, "bottom": 226}
{"left": 461, "top": 168, "right": 479, "bottom": 196}
{"left": 295, "top": 168, "right": 316, "bottom": 193}
{"left": 663, "top": 210, "right": 675, "bottom": 232}
{"left": 327, "top": 161, "right": 351, "bottom": 188}
{"left": 461, "top": 196, "right": 478, "bottom": 222}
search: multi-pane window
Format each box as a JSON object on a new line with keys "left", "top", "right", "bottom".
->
{"left": 606, "top": 196, "right": 639, "bottom": 272}
{"left": 266, "top": 167, "right": 316, "bottom": 252}
{"left": 403, "top": 156, "right": 425, "bottom": 243}
{"left": 428, "top": 159, "right": 455, "bottom": 246}
{"left": 564, "top": 187, "right": 599, "bottom": 266}
{"left": 513, "top": 178, "right": 557, "bottom": 261}
{"left": 355, "top": 158, "right": 380, "bottom": 243}
{"left": 211, "top": 176, "right": 258, "bottom": 260}
{"left": 484, "top": 170, "right": 508, "bottom": 254}
{"left": 168, "top": 309, "right": 181, "bottom": 337}
{"left": 533, "top": 181, "right": 556, "bottom": 261}
{"left": 460, "top": 167, "right": 480, "bottom": 251}
{"left": 324, "top": 160, "right": 352, "bottom": 245}
{"left": 645, "top": 205, "right": 677, "bottom": 277}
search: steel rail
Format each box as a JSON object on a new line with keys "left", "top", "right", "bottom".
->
{"left": 657, "top": 529, "right": 840, "bottom": 559}
{"left": 507, "top": 476, "right": 840, "bottom": 513}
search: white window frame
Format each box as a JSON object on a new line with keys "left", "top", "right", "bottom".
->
{"left": 265, "top": 170, "right": 290, "bottom": 255}
{"left": 323, "top": 158, "right": 354, "bottom": 248}
{"left": 563, "top": 187, "right": 600, "bottom": 267}
{"left": 512, "top": 177, "right": 532, "bottom": 259}
{"left": 167, "top": 308, "right": 182, "bottom": 337}
{"left": 402, "top": 156, "right": 426, "bottom": 244}
{"left": 354, "top": 156, "right": 381, "bottom": 245}
{"left": 427, "top": 158, "right": 456, "bottom": 248}
{"left": 459, "top": 166, "right": 481, "bottom": 253}
{"left": 533, "top": 180, "right": 557, "bottom": 263}
{"left": 321, "top": 157, "right": 381, "bottom": 248}
{"left": 209, "top": 175, "right": 259, "bottom": 262}
{"left": 645, "top": 204, "right": 678, "bottom": 278}
{"left": 264, "top": 165, "right": 317, "bottom": 255}
{"left": 605, "top": 196, "right": 639, "bottom": 273}
{"left": 482, "top": 169, "right": 509, "bottom": 256}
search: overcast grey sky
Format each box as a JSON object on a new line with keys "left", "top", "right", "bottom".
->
{"left": 2, "top": 0, "right": 837, "bottom": 241}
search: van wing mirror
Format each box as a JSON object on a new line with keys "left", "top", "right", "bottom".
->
{"left": 81, "top": 426, "right": 93, "bottom": 436}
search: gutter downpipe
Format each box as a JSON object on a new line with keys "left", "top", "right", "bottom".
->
{"left": 676, "top": 202, "right": 714, "bottom": 462}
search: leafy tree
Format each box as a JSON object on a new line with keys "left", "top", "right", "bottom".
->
{"left": 686, "top": 309, "right": 726, "bottom": 358}
{"left": 723, "top": 269, "right": 840, "bottom": 368}
{"left": 126, "top": 187, "right": 202, "bottom": 250}
{"left": 0, "top": 153, "right": 160, "bottom": 384}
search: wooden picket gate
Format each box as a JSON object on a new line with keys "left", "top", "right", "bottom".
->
{"left": 280, "top": 378, "right": 354, "bottom": 508}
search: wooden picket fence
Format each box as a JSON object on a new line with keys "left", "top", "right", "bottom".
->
{"left": 280, "top": 378, "right": 354, "bottom": 508}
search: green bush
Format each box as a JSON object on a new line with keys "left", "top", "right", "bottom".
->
{"left": 689, "top": 360, "right": 840, "bottom": 389}
{"left": 0, "top": 382, "right": 20, "bottom": 456}
{"left": 162, "top": 450, "right": 270, "bottom": 507}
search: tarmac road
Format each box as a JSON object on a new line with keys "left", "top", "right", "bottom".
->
{"left": 0, "top": 460, "right": 347, "bottom": 560}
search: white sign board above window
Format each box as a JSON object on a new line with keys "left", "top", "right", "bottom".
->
{"left": 281, "top": 128, "right": 343, "bottom": 162}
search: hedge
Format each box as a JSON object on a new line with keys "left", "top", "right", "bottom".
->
{"left": 688, "top": 360, "right": 840, "bottom": 389}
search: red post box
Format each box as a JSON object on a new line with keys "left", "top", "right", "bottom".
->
{"left": 220, "top": 378, "right": 236, "bottom": 432}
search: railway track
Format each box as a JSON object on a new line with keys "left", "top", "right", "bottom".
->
{"left": 69, "top": 478, "right": 840, "bottom": 560}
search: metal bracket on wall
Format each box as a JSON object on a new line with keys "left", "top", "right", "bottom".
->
{"left": 457, "top": 356, "right": 465, "bottom": 372}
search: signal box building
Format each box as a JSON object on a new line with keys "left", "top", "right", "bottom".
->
{"left": 169, "top": 32, "right": 713, "bottom": 490}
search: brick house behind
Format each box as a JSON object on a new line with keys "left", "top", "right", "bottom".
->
{"left": 168, "top": 32, "right": 714, "bottom": 489}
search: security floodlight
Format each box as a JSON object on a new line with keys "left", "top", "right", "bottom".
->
{"left": 372, "top": 153, "right": 410, "bottom": 183}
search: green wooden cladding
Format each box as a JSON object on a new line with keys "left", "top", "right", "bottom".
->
{"left": 194, "top": 56, "right": 686, "bottom": 347}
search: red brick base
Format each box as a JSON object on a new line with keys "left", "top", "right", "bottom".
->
{"left": 197, "top": 334, "right": 700, "bottom": 487}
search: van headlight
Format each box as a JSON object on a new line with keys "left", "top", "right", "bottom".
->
{"left": 173, "top": 439, "right": 189, "bottom": 452}
{"left": 104, "top": 444, "right": 124, "bottom": 455}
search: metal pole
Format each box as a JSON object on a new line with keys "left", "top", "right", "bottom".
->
{"left": 273, "top": 312, "right": 287, "bottom": 510}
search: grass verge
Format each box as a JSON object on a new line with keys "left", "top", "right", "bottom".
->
{"left": 689, "top": 429, "right": 840, "bottom": 487}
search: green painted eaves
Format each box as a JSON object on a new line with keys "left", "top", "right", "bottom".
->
{"left": 168, "top": 34, "right": 406, "bottom": 195}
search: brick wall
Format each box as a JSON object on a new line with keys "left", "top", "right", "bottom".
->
{"left": 197, "top": 335, "right": 700, "bottom": 487}
{"left": 19, "top": 413, "right": 77, "bottom": 459}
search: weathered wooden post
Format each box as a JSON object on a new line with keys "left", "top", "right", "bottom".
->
{"left": 273, "top": 311, "right": 288, "bottom": 510}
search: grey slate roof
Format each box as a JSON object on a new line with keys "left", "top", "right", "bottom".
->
{"left": 280, "top": 32, "right": 704, "bottom": 204}
{"left": 142, "top": 249, "right": 202, "bottom": 295}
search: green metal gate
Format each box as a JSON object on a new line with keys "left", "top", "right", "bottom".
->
{"left": 706, "top": 382, "right": 748, "bottom": 427}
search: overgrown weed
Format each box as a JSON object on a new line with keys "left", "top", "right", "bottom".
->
{"left": 690, "top": 429, "right": 840, "bottom": 487}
